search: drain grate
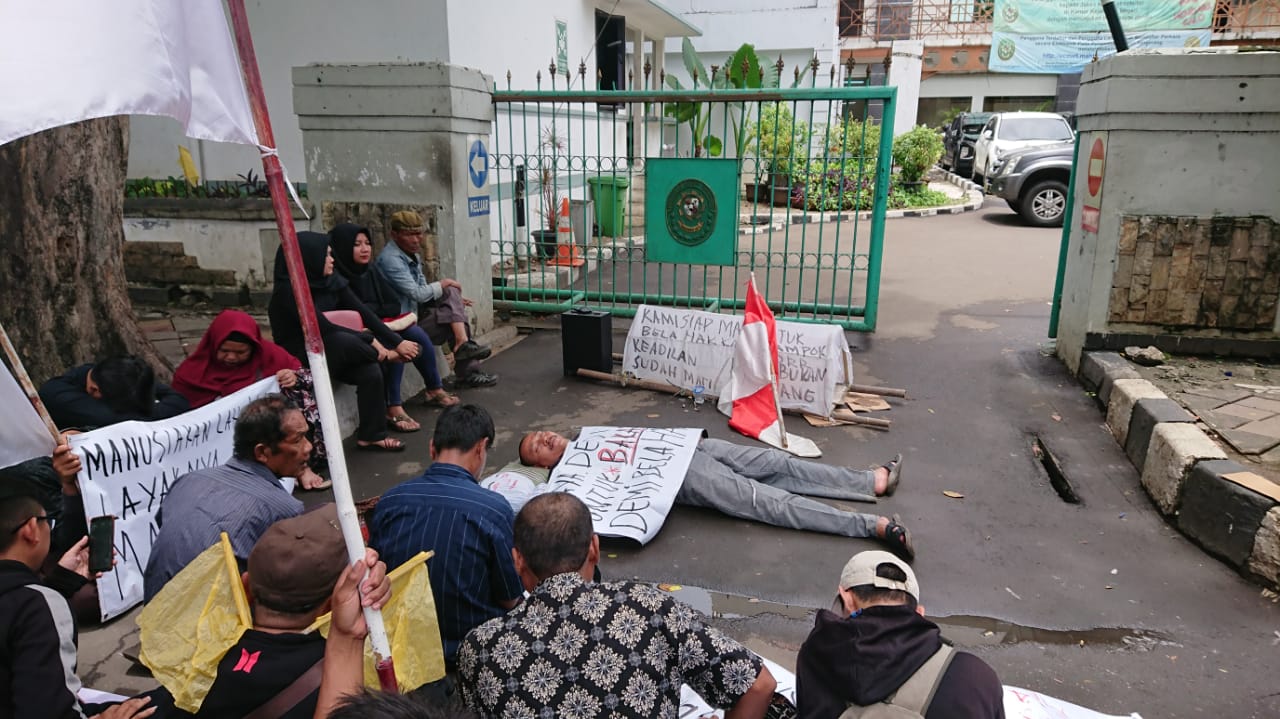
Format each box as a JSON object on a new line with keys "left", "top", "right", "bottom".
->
{"left": 1032, "top": 435, "right": 1080, "bottom": 504}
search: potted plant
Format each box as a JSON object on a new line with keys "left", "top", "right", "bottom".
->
{"left": 891, "top": 125, "right": 944, "bottom": 190}
{"left": 531, "top": 127, "right": 565, "bottom": 259}
{"left": 744, "top": 101, "right": 810, "bottom": 206}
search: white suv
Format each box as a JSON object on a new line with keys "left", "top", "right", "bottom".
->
{"left": 971, "top": 112, "right": 1074, "bottom": 188}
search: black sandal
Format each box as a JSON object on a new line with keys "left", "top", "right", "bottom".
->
{"left": 883, "top": 513, "right": 915, "bottom": 561}
{"left": 882, "top": 453, "right": 903, "bottom": 496}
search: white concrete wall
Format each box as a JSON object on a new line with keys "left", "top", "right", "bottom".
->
{"left": 1056, "top": 48, "right": 1280, "bottom": 371}
{"left": 124, "top": 218, "right": 275, "bottom": 289}
{"left": 130, "top": 0, "right": 452, "bottom": 182}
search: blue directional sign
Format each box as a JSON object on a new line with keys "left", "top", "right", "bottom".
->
{"left": 468, "top": 140, "right": 489, "bottom": 188}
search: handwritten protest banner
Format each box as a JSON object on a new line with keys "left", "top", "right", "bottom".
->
{"left": 69, "top": 378, "right": 278, "bottom": 620}
{"left": 548, "top": 426, "right": 702, "bottom": 544}
{"left": 622, "top": 304, "right": 852, "bottom": 417}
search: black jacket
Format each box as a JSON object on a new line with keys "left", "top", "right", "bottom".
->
{"left": 0, "top": 560, "right": 90, "bottom": 719}
{"left": 39, "top": 364, "right": 189, "bottom": 431}
{"left": 267, "top": 231, "right": 403, "bottom": 365}
{"left": 329, "top": 223, "right": 403, "bottom": 319}
{"left": 795, "top": 605, "right": 1005, "bottom": 719}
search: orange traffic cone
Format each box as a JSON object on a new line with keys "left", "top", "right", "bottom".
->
{"left": 547, "top": 197, "right": 585, "bottom": 267}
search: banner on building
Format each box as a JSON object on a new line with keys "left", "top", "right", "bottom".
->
{"left": 69, "top": 378, "right": 278, "bottom": 620}
{"left": 622, "top": 305, "right": 852, "bottom": 418}
{"left": 990, "top": 0, "right": 1212, "bottom": 73}
{"left": 547, "top": 426, "right": 703, "bottom": 544}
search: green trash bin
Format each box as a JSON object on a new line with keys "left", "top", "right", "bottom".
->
{"left": 586, "top": 175, "right": 631, "bottom": 237}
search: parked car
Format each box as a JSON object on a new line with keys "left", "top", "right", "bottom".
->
{"left": 971, "top": 111, "right": 1074, "bottom": 188}
{"left": 939, "top": 111, "right": 992, "bottom": 177}
{"left": 988, "top": 140, "right": 1074, "bottom": 227}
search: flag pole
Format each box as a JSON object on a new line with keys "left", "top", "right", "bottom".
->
{"left": 225, "top": 0, "right": 398, "bottom": 692}
{"left": 0, "top": 320, "right": 63, "bottom": 442}
{"left": 751, "top": 272, "right": 789, "bottom": 449}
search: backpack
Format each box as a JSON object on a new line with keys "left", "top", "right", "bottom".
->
{"left": 838, "top": 644, "right": 955, "bottom": 719}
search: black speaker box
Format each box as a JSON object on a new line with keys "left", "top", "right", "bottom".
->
{"left": 561, "top": 308, "right": 612, "bottom": 376}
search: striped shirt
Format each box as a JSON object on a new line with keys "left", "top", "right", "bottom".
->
{"left": 368, "top": 462, "right": 523, "bottom": 667}
{"left": 143, "top": 457, "right": 303, "bottom": 602}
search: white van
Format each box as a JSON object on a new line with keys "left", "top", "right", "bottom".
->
{"left": 971, "top": 112, "right": 1074, "bottom": 188}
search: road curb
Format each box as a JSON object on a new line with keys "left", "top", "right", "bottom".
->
{"left": 1081, "top": 350, "right": 1280, "bottom": 590}
{"left": 736, "top": 180, "right": 983, "bottom": 235}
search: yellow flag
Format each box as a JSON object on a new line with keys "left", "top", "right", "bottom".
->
{"left": 309, "top": 551, "right": 446, "bottom": 692}
{"left": 137, "top": 533, "right": 251, "bottom": 713}
{"left": 177, "top": 145, "right": 200, "bottom": 186}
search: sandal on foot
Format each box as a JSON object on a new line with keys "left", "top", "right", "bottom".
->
{"left": 423, "top": 390, "right": 460, "bottom": 408}
{"left": 387, "top": 414, "right": 422, "bottom": 432}
{"left": 883, "top": 513, "right": 915, "bottom": 561}
{"left": 882, "top": 453, "right": 903, "bottom": 497}
{"left": 356, "top": 437, "right": 407, "bottom": 452}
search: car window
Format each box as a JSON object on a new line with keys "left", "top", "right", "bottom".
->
{"left": 998, "top": 117, "right": 1073, "bottom": 141}
{"left": 961, "top": 122, "right": 986, "bottom": 134}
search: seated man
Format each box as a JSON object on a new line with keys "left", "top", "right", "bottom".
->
{"left": 795, "top": 550, "right": 1005, "bottom": 719}
{"left": 367, "top": 404, "right": 522, "bottom": 669}
{"left": 39, "top": 355, "right": 190, "bottom": 430}
{"left": 457, "top": 493, "right": 777, "bottom": 718}
{"left": 374, "top": 210, "right": 498, "bottom": 388}
{"left": 518, "top": 430, "right": 915, "bottom": 559}
{"left": 142, "top": 395, "right": 307, "bottom": 602}
{"left": 143, "top": 506, "right": 390, "bottom": 719}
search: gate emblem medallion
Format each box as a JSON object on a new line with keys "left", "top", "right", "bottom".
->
{"left": 666, "top": 179, "right": 717, "bottom": 247}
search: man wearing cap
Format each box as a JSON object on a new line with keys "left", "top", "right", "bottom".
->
{"left": 795, "top": 551, "right": 1004, "bottom": 719}
{"left": 374, "top": 210, "right": 498, "bottom": 388}
{"left": 142, "top": 505, "right": 391, "bottom": 719}
{"left": 368, "top": 404, "right": 523, "bottom": 670}
{"left": 143, "top": 395, "right": 308, "bottom": 602}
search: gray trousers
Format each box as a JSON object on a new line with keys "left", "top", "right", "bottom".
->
{"left": 419, "top": 286, "right": 479, "bottom": 377}
{"left": 675, "top": 438, "right": 880, "bottom": 538}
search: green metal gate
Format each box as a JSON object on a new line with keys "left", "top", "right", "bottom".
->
{"left": 490, "top": 61, "right": 896, "bottom": 331}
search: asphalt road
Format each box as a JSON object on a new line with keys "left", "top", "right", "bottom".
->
{"left": 80, "top": 200, "right": 1280, "bottom": 717}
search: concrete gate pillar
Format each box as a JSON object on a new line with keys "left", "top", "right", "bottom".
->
{"left": 292, "top": 62, "right": 496, "bottom": 333}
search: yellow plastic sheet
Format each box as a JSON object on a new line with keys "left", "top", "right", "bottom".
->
{"left": 136, "top": 533, "right": 251, "bottom": 713}
{"left": 309, "top": 551, "right": 446, "bottom": 692}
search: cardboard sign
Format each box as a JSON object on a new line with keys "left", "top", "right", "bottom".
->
{"left": 622, "top": 305, "right": 852, "bottom": 418}
{"left": 69, "top": 378, "right": 278, "bottom": 620}
{"left": 548, "top": 426, "right": 702, "bottom": 544}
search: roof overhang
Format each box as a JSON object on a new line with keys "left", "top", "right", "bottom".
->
{"left": 599, "top": 0, "right": 701, "bottom": 39}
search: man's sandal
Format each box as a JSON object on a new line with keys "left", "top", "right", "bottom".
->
{"left": 387, "top": 414, "right": 422, "bottom": 432}
{"left": 883, "top": 513, "right": 915, "bottom": 561}
{"left": 882, "top": 453, "right": 903, "bottom": 496}
{"left": 356, "top": 437, "right": 407, "bottom": 452}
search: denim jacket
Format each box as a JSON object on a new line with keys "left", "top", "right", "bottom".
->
{"left": 374, "top": 241, "right": 443, "bottom": 315}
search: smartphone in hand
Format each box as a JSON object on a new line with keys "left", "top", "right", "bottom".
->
{"left": 88, "top": 515, "right": 115, "bottom": 575}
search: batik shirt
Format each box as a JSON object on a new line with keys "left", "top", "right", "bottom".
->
{"left": 457, "top": 573, "right": 764, "bottom": 719}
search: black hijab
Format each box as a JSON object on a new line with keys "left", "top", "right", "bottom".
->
{"left": 329, "top": 223, "right": 373, "bottom": 281}
{"left": 273, "top": 231, "right": 345, "bottom": 291}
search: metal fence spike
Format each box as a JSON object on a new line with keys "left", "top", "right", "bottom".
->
{"left": 579, "top": 60, "right": 587, "bottom": 79}
{"left": 810, "top": 55, "right": 820, "bottom": 73}
{"left": 775, "top": 55, "right": 785, "bottom": 75}
{"left": 710, "top": 65, "right": 719, "bottom": 83}
{"left": 549, "top": 59, "right": 556, "bottom": 77}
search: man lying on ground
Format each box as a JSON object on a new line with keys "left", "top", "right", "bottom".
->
{"left": 458, "top": 492, "right": 778, "bottom": 719}
{"left": 518, "top": 430, "right": 915, "bottom": 559}
{"left": 143, "top": 394, "right": 308, "bottom": 602}
{"left": 39, "top": 355, "right": 189, "bottom": 431}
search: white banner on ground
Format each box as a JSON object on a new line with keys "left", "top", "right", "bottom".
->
{"left": 0, "top": 360, "right": 56, "bottom": 470}
{"left": 622, "top": 305, "right": 852, "bottom": 417}
{"left": 548, "top": 426, "right": 702, "bottom": 544}
{"left": 68, "top": 378, "right": 278, "bottom": 620}
{"left": 680, "top": 657, "right": 795, "bottom": 717}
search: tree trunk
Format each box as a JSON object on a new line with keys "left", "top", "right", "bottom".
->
{"left": 0, "top": 117, "right": 169, "bottom": 385}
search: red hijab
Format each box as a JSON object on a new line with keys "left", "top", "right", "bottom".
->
{"left": 172, "top": 310, "right": 302, "bottom": 408}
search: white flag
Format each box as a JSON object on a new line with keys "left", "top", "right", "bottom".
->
{"left": 0, "top": 361, "right": 55, "bottom": 471}
{"left": 0, "top": 1, "right": 260, "bottom": 148}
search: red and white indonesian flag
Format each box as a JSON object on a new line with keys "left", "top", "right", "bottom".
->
{"left": 0, "top": 361, "right": 56, "bottom": 471}
{"left": 0, "top": 1, "right": 260, "bottom": 148}
{"left": 718, "top": 276, "right": 821, "bottom": 457}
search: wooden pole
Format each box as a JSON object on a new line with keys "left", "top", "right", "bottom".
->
{"left": 849, "top": 383, "right": 907, "bottom": 398}
{"left": 0, "top": 319, "right": 62, "bottom": 442}
{"left": 225, "top": 0, "right": 397, "bottom": 692}
{"left": 575, "top": 369, "right": 891, "bottom": 430}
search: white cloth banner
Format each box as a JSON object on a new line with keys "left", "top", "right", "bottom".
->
{"left": 0, "top": 0, "right": 260, "bottom": 147}
{"left": 622, "top": 305, "right": 851, "bottom": 418}
{"left": 0, "top": 361, "right": 56, "bottom": 470}
{"left": 547, "top": 427, "right": 702, "bottom": 544}
{"left": 680, "top": 657, "right": 795, "bottom": 717}
{"left": 68, "top": 378, "right": 278, "bottom": 620}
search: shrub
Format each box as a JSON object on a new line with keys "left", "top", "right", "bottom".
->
{"left": 746, "top": 101, "right": 811, "bottom": 177}
{"left": 891, "top": 125, "right": 944, "bottom": 184}
{"left": 825, "top": 118, "right": 881, "bottom": 162}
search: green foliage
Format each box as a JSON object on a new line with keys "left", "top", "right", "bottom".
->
{"left": 887, "top": 184, "right": 950, "bottom": 209}
{"left": 891, "top": 125, "right": 944, "bottom": 184}
{"left": 123, "top": 169, "right": 290, "bottom": 199}
{"left": 825, "top": 118, "right": 881, "bottom": 162}
{"left": 745, "top": 102, "right": 811, "bottom": 178}
{"left": 791, "top": 160, "right": 953, "bottom": 211}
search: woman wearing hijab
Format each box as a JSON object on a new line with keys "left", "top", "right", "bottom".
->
{"left": 172, "top": 309, "right": 332, "bottom": 490}
{"left": 330, "top": 223, "right": 459, "bottom": 433}
{"left": 267, "top": 231, "right": 420, "bottom": 452}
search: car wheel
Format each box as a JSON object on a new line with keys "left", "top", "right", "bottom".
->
{"left": 1019, "top": 179, "right": 1068, "bottom": 227}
